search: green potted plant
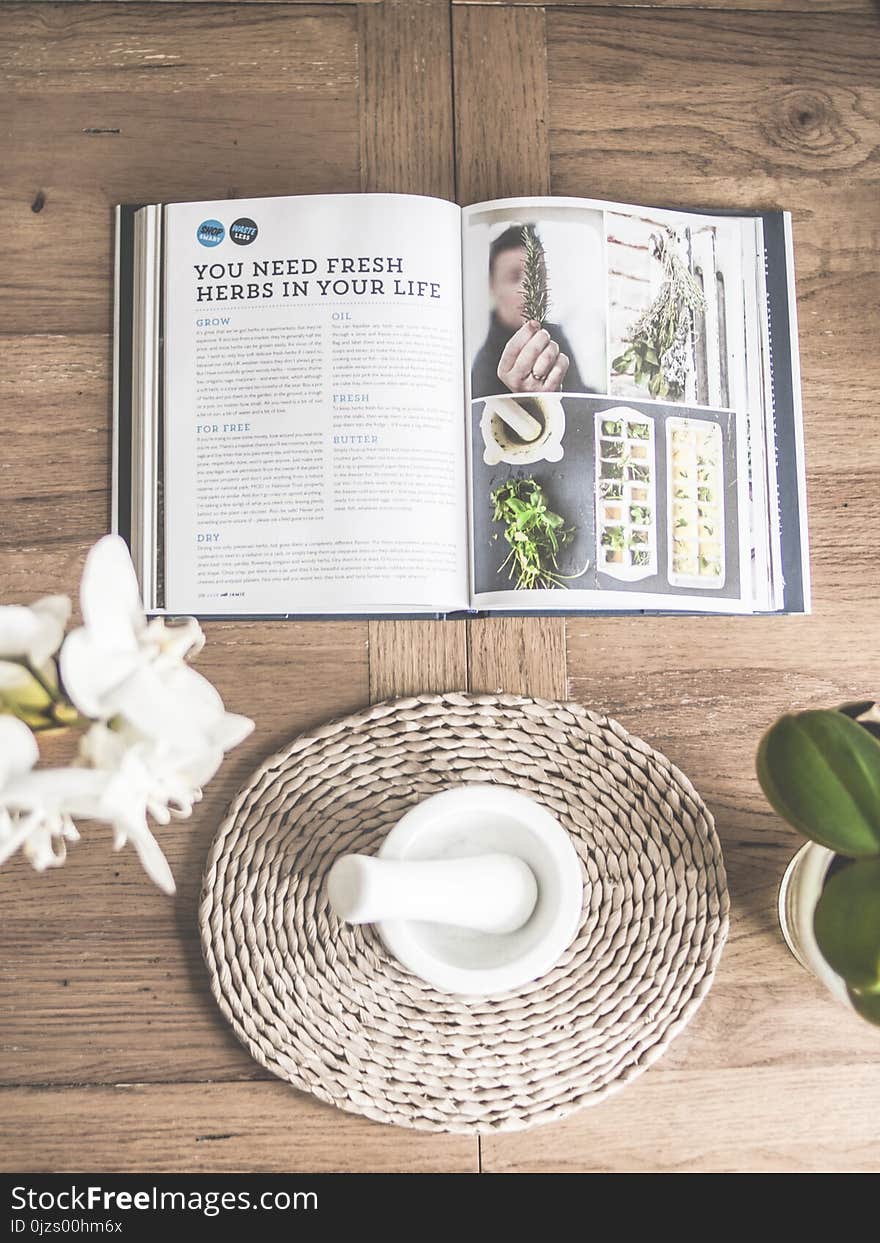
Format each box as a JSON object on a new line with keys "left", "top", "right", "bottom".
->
{"left": 756, "top": 702, "right": 880, "bottom": 1025}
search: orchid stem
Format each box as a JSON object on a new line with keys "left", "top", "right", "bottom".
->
{"left": 9, "top": 659, "right": 89, "bottom": 729}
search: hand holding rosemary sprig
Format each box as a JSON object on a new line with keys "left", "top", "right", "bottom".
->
{"left": 491, "top": 477, "right": 588, "bottom": 590}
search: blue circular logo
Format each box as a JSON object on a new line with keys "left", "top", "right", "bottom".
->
{"left": 196, "top": 219, "right": 225, "bottom": 248}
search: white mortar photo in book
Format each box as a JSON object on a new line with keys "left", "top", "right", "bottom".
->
{"left": 114, "top": 191, "right": 810, "bottom": 618}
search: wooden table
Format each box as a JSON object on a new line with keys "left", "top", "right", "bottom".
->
{"left": 2, "top": 0, "right": 879, "bottom": 1174}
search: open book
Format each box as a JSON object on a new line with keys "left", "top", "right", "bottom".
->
{"left": 115, "top": 192, "right": 809, "bottom": 617}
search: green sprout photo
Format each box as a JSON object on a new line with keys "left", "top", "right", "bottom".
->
{"left": 491, "top": 477, "right": 588, "bottom": 591}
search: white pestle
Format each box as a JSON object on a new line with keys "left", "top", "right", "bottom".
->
{"left": 327, "top": 852, "right": 539, "bottom": 936}
{"left": 495, "top": 399, "right": 543, "bottom": 444}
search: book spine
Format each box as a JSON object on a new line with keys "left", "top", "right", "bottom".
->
{"left": 113, "top": 206, "right": 137, "bottom": 550}
{"left": 762, "top": 210, "right": 810, "bottom": 615}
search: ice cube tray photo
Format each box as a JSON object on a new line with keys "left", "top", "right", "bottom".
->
{"left": 594, "top": 407, "right": 657, "bottom": 581}
{"left": 666, "top": 417, "right": 725, "bottom": 589}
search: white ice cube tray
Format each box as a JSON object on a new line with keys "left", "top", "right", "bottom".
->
{"left": 594, "top": 407, "right": 657, "bottom": 582}
{"left": 666, "top": 417, "right": 725, "bottom": 589}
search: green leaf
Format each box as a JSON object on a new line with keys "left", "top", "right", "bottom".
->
{"left": 756, "top": 710, "right": 880, "bottom": 856}
{"left": 813, "top": 858, "right": 880, "bottom": 992}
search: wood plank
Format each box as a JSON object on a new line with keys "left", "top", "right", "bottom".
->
{"left": 548, "top": 10, "right": 880, "bottom": 205}
{"left": 480, "top": 5, "right": 880, "bottom": 1173}
{"left": 0, "top": 4, "right": 358, "bottom": 92}
{"left": 0, "top": 1081, "right": 474, "bottom": 1173}
{"left": 0, "top": 3, "right": 360, "bottom": 334}
{"left": 453, "top": 4, "right": 550, "bottom": 207}
{"left": 459, "top": 0, "right": 874, "bottom": 10}
{"left": 0, "top": 334, "right": 111, "bottom": 549}
{"left": 453, "top": 1, "right": 567, "bottom": 701}
{"left": 57, "top": 0, "right": 380, "bottom": 5}
{"left": 369, "top": 619, "right": 467, "bottom": 699}
{"left": 359, "top": 0, "right": 455, "bottom": 207}
{"left": 466, "top": 617, "right": 566, "bottom": 699}
{"left": 360, "top": 0, "right": 468, "bottom": 700}
{"left": 50, "top": 0, "right": 880, "bottom": 11}
{"left": 482, "top": 1064, "right": 880, "bottom": 1173}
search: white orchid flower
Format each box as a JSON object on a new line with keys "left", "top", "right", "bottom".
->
{"left": 0, "top": 536, "right": 254, "bottom": 896}
{"left": 81, "top": 717, "right": 251, "bottom": 828}
{"left": 0, "top": 716, "right": 177, "bottom": 893}
{"left": 75, "top": 710, "right": 251, "bottom": 894}
{"left": 77, "top": 725, "right": 182, "bottom": 895}
{"left": 77, "top": 716, "right": 252, "bottom": 896}
{"left": 0, "top": 595, "right": 70, "bottom": 672}
{"left": 0, "top": 715, "right": 84, "bottom": 873}
{"left": 0, "top": 595, "right": 71, "bottom": 717}
{"left": 60, "top": 535, "right": 252, "bottom": 752}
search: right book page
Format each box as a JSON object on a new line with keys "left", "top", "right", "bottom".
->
{"left": 462, "top": 195, "right": 802, "bottom": 615}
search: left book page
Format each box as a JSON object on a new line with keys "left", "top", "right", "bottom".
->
{"left": 162, "top": 193, "right": 467, "bottom": 616}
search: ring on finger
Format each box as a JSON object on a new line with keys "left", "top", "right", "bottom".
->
{"left": 530, "top": 369, "right": 545, "bottom": 382}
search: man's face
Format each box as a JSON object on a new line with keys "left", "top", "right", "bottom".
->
{"left": 490, "top": 245, "right": 528, "bottom": 330}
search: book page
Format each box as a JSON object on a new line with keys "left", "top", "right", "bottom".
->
{"left": 162, "top": 193, "right": 466, "bottom": 615}
{"left": 462, "top": 196, "right": 770, "bottom": 614}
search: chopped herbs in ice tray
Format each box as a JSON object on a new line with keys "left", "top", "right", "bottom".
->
{"left": 667, "top": 418, "right": 725, "bottom": 587}
{"left": 594, "top": 409, "right": 657, "bottom": 581}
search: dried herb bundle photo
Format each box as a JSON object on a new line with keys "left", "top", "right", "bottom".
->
{"left": 612, "top": 228, "right": 706, "bottom": 400}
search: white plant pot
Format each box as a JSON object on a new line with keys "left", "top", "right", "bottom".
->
{"left": 777, "top": 841, "right": 850, "bottom": 1006}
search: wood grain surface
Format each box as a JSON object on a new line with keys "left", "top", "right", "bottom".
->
{"left": 467, "top": 0, "right": 875, "bottom": 8}
{"left": 0, "top": 1082, "right": 474, "bottom": 1174}
{"left": 1, "top": 0, "right": 879, "bottom": 1175}
{"left": 360, "top": 0, "right": 469, "bottom": 701}
{"left": 50, "top": 0, "right": 880, "bottom": 11}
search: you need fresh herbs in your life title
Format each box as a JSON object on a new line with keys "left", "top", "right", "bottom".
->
{"left": 193, "top": 256, "right": 443, "bottom": 302}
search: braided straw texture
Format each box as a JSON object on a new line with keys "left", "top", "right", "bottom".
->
{"left": 200, "top": 693, "right": 728, "bottom": 1134}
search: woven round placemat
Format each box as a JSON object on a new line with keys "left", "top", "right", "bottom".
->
{"left": 200, "top": 693, "right": 728, "bottom": 1134}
